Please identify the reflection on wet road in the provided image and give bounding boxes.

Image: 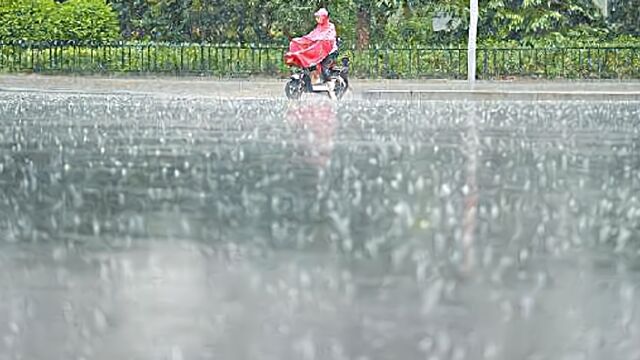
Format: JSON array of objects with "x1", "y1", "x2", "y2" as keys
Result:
[{"x1": 1, "y1": 93, "x2": 640, "y2": 359}]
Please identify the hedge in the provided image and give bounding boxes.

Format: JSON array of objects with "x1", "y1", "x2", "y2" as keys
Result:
[{"x1": 0, "y1": 0, "x2": 119, "y2": 42}]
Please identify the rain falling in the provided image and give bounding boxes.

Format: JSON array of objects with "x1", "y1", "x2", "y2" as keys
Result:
[{"x1": 1, "y1": 91, "x2": 640, "y2": 360}]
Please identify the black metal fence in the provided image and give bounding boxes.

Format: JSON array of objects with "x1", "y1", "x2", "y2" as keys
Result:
[{"x1": 1, "y1": 42, "x2": 639, "y2": 79}]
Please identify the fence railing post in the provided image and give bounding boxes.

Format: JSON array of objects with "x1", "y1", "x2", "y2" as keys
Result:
[
  {"x1": 180, "y1": 44, "x2": 184, "y2": 74},
  {"x1": 482, "y1": 49, "x2": 488, "y2": 79},
  {"x1": 457, "y1": 47, "x2": 462, "y2": 79}
]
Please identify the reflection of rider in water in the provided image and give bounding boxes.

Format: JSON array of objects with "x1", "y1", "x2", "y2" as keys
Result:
[{"x1": 285, "y1": 100, "x2": 337, "y2": 168}]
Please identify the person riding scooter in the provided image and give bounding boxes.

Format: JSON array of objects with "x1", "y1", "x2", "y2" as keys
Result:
[{"x1": 285, "y1": 8, "x2": 338, "y2": 84}]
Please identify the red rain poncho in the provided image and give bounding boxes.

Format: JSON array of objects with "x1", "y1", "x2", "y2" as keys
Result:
[{"x1": 284, "y1": 9, "x2": 338, "y2": 68}]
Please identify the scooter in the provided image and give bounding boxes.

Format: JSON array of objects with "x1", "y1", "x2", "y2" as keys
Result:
[{"x1": 285, "y1": 55, "x2": 350, "y2": 100}]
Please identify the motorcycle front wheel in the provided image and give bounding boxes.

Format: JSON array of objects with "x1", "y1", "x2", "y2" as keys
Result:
[
  {"x1": 333, "y1": 76, "x2": 348, "y2": 100},
  {"x1": 285, "y1": 79, "x2": 304, "y2": 100}
]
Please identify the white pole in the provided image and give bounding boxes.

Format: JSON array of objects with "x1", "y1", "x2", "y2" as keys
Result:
[{"x1": 468, "y1": 0, "x2": 478, "y2": 85}]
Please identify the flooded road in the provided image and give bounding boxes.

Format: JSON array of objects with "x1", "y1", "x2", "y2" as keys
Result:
[{"x1": 1, "y1": 92, "x2": 640, "y2": 359}]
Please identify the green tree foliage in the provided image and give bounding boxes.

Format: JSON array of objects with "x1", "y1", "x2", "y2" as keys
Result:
[
  {"x1": 106, "y1": 0, "x2": 417, "y2": 45},
  {"x1": 0, "y1": 0, "x2": 119, "y2": 42},
  {"x1": 385, "y1": 0, "x2": 608, "y2": 46},
  {"x1": 105, "y1": 0, "x2": 615, "y2": 46},
  {"x1": 609, "y1": 0, "x2": 640, "y2": 35},
  {"x1": 383, "y1": 0, "x2": 470, "y2": 46},
  {"x1": 482, "y1": 0, "x2": 607, "y2": 44},
  {"x1": 2, "y1": 0, "x2": 635, "y2": 45},
  {"x1": 107, "y1": 0, "x2": 151, "y2": 38},
  {"x1": 146, "y1": 0, "x2": 193, "y2": 41}
]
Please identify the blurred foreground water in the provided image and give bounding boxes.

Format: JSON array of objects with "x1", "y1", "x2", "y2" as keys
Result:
[{"x1": 1, "y1": 92, "x2": 640, "y2": 360}]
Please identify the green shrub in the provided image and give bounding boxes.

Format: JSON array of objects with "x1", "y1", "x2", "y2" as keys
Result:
[
  {"x1": 0, "y1": 0, "x2": 56, "y2": 41},
  {"x1": 57, "y1": 0, "x2": 120, "y2": 42},
  {"x1": 0, "y1": 0, "x2": 119, "y2": 42}
]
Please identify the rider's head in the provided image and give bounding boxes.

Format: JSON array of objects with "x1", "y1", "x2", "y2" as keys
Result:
[{"x1": 314, "y1": 8, "x2": 329, "y2": 25}]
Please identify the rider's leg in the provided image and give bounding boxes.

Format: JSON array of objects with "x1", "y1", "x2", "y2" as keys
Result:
[{"x1": 320, "y1": 56, "x2": 332, "y2": 81}]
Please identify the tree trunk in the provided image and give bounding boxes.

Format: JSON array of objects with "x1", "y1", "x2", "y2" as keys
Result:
[{"x1": 356, "y1": 6, "x2": 370, "y2": 49}]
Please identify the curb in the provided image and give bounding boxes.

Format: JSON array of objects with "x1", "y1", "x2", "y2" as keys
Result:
[{"x1": 361, "y1": 90, "x2": 640, "y2": 101}]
